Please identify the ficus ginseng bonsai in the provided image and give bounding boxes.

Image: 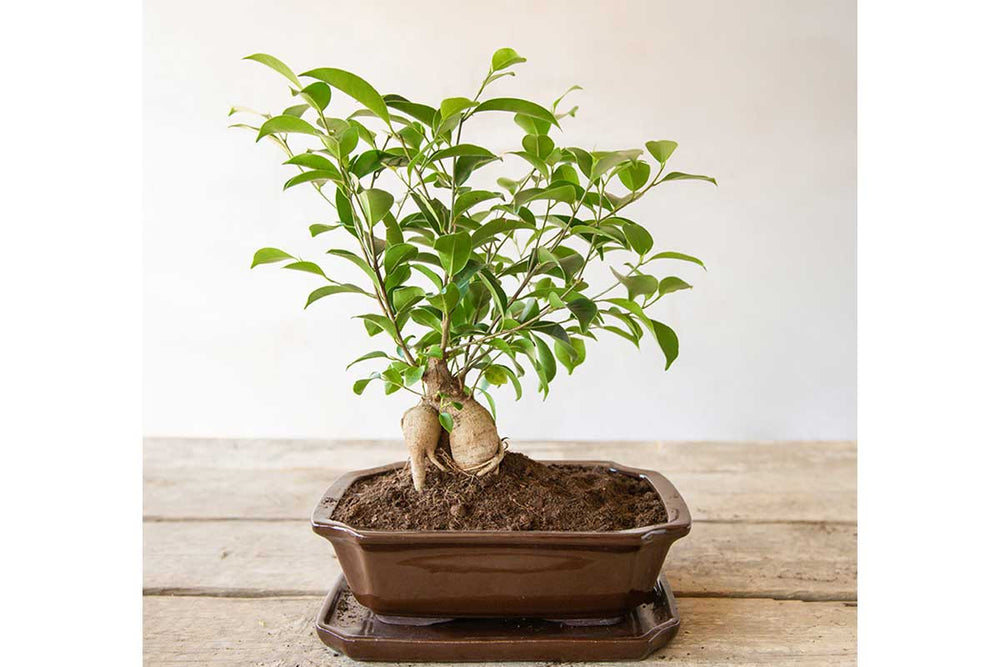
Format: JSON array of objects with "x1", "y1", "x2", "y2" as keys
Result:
[{"x1": 233, "y1": 48, "x2": 714, "y2": 491}]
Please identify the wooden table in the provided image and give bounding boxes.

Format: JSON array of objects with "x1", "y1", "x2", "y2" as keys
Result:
[{"x1": 143, "y1": 439, "x2": 857, "y2": 665}]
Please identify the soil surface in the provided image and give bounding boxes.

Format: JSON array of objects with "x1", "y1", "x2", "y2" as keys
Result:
[{"x1": 330, "y1": 452, "x2": 668, "y2": 531}]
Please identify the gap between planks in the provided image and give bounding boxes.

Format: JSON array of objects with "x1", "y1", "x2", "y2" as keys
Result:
[
  {"x1": 143, "y1": 519, "x2": 856, "y2": 602},
  {"x1": 143, "y1": 595, "x2": 857, "y2": 666},
  {"x1": 141, "y1": 587, "x2": 857, "y2": 602},
  {"x1": 144, "y1": 439, "x2": 857, "y2": 523},
  {"x1": 142, "y1": 515, "x2": 858, "y2": 525}
]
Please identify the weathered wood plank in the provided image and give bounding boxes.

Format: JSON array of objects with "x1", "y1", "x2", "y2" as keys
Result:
[
  {"x1": 142, "y1": 595, "x2": 856, "y2": 666},
  {"x1": 144, "y1": 439, "x2": 857, "y2": 522},
  {"x1": 143, "y1": 520, "x2": 856, "y2": 601}
]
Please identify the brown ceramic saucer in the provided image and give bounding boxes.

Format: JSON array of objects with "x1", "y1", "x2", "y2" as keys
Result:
[{"x1": 315, "y1": 574, "x2": 680, "y2": 662}]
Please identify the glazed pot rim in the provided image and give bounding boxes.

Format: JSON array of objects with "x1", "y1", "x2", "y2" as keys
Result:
[{"x1": 312, "y1": 459, "x2": 692, "y2": 544}]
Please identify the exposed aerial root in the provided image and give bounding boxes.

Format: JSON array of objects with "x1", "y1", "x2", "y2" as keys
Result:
[
  {"x1": 401, "y1": 401, "x2": 441, "y2": 492},
  {"x1": 440, "y1": 397, "x2": 503, "y2": 472},
  {"x1": 400, "y1": 358, "x2": 507, "y2": 490},
  {"x1": 472, "y1": 440, "x2": 507, "y2": 477},
  {"x1": 436, "y1": 439, "x2": 507, "y2": 478}
]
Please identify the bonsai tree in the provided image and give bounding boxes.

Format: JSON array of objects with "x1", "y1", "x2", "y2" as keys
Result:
[{"x1": 232, "y1": 48, "x2": 714, "y2": 490}]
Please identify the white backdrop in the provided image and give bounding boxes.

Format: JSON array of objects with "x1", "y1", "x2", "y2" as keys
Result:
[{"x1": 143, "y1": 0, "x2": 856, "y2": 441}]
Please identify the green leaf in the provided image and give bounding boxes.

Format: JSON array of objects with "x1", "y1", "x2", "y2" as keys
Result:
[
  {"x1": 403, "y1": 364, "x2": 424, "y2": 386},
  {"x1": 532, "y1": 321, "x2": 572, "y2": 346},
  {"x1": 498, "y1": 365, "x2": 523, "y2": 400},
  {"x1": 471, "y1": 98, "x2": 559, "y2": 126},
  {"x1": 510, "y1": 151, "x2": 549, "y2": 174},
  {"x1": 384, "y1": 265, "x2": 411, "y2": 293},
  {"x1": 298, "y1": 81, "x2": 332, "y2": 111},
  {"x1": 384, "y1": 212, "x2": 403, "y2": 245},
  {"x1": 591, "y1": 149, "x2": 643, "y2": 180},
  {"x1": 409, "y1": 307, "x2": 443, "y2": 332},
  {"x1": 433, "y1": 231, "x2": 473, "y2": 276},
  {"x1": 243, "y1": 53, "x2": 300, "y2": 87},
  {"x1": 651, "y1": 320, "x2": 679, "y2": 370},
  {"x1": 470, "y1": 219, "x2": 534, "y2": 247},
  {"x1": 391, "y1": 285, "x2": 425, "y2": 312},
  {"x1": 552, "y1": 164, "x2": 580, "y2": 186},
  {"x1": 384, "y1": 96, "x2": 436, "y2": 126},
  {"x1": 553, "y1": 85, "x2": 583, "y2": 111},
  {"x1": 427, "y1": 143, "x2": 497, "y2": 163},
  {"x1": 283, "y1": 170, "x2": 342, "y2": 190},
  {"x1": 533, "y1": 334, "x2": 557, "y2": 383},
  {"x1": 484, "y1": 365, "x2": 508, "y2": 386},
  {"x1": 658, "y1": 171, "x2": 717, "y2": 186},
  {"x1": 256, "y1": 115, "x2": 316, "y2": 142},
  {"x1": 477, "y1": 270, "x2": 508, "y2": 316},
  {"x1": 411, "y1": 264, "x2": 444, "y2": 290},
  {"x1": 600, "y1": 324, "x2": 640, "y2": 348},
  {"x1": 618, "y1": 160, "x2": 651, "y2": 191},
  {"x1": 606, "y1": 297, "x2": 654, "y2": 332},
  {"x1": 282, "y1": 104, "x2": 309, "y2": 118},
  {"x1": 455, "y1": 155, "x2": 498, "y2": 186},
  {"x1": 612, "y1": 267, "x2": 658, "y2": 301},
  {"x1": 535, "y1": 248, "x2": 561, "y2": 275},
  {"x1": 284, "y1": 153, "x2": 338, "y2": 171},
  {"x1": 440, "y1": 97, "x2": 477, "y2": 120},
  {"x1": 566, "y1": 296, "x2": 598, "y2": 332},
  {"x1": 455, "y1": 190, "x2": 502, "y2": 217},
  {"x1": 514, "y1": 184, "x2": 577, "y2": 208},
  {"x1": 283, "y1": 261, "x2": 328, "y2": 278},
  {"x1": 335, "y1": 189, "x2": 355, "y2": 226},
  {"x1": 345, "y1": 351, "x2": 388, "y2": 370},
  {"x1": 438, "y1": 412, "x2": 454, "y2": 432},
  {"x1": 491, "y1": 47, "x2": 526, "y2": 71},
  {"x1": 326, "y1": 248, "x2": 377, "y2": 283},
  {"x1": 305, "y1": 284, "x2": 371, "y2": 308},
  {"x1": 566, "y1": 147, "x2": 593, "y2": 178},
  {"x1": 521, "y1": 134, "x2": 555, "y2": 159},
  {"x1": 309, "y1": 223, "x2": 341, "y2": 237},
  {"x1": 658, "y1": 276, "x2": 693, "y2": 295},
  {"x1": 622, "y1": 222, "x2": 654, "y2": 255},
  {"x1": 353, "y1": 377, "x2": 375, "y2": 395},
  {"x1": 384, "y1": 243, "x2": 418, "y2": 274},
  {"x1": 554, "y1": 338, "x2": 587, "y2": 374},
  {"x1": 251, "y1": 247, "x2": 294, "y2": 268},
  {"x1": 301, "y1": 68, "x2": 391, "y2": 125},
  {"x1": 514, "y1": 113, "x2": 551, "y2": 136},
  {"x1": 381, "y1": 367, "x2": 404, "y2": 395},
  {"x1": 476, "y1": 385, "x2": 497, "y2": 420},
  {"x1": 358, "y1": 189, "x2": 394, "y2": 224},
  {"x1": 356, "y1": 313, "x2": 395, "y2": 337},
  {"x1": 647, "y1": 251, "x2": 706, "y2": 270},
  {"x1": 427, "y1": 283, "x2": 460, "y2": 313},
  {"x1": 645, "y1": 140, "x2": 678, "y2": 164}
]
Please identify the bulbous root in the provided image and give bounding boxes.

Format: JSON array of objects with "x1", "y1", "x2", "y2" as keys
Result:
[
  {"x1": 400, "y1": 358, "x2": 506, "y2": 491},
  {"x1": 440, "y1": 397, "x2": 506, "y2": 477},
  {"x1": 401, "y1": 401, "x2": 445, "y2": 491}
]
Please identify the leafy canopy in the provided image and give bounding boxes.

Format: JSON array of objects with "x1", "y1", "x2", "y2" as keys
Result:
[{"x1": 233, "y1": 48, "x2": 714, "y2": 416}]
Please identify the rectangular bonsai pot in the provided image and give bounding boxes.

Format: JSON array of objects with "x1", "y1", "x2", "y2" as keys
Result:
[{"x1": 311, "y1": 460, "x2": 691, "y2": 620}]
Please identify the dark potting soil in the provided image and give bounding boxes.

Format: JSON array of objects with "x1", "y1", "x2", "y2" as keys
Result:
[{"x1": 330, "y1": 452, "x2": 669, "y2": 531}]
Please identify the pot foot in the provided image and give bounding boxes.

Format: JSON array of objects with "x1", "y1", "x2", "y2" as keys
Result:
[
  {"x1": 546, "y1": 615, "x2": 625, "y2": 627},
  {"x1": 374, "y1": 613, "x2": 456, "y2": 626}
]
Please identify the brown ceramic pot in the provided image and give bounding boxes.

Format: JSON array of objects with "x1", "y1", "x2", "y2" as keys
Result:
[{"x1": 311, "y1": 460, "x2": 691, "y2": 621}]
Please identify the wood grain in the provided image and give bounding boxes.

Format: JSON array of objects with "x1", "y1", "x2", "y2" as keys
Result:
[
  {"x1": 144, "y1": 439, "x2": 857, "y2": 522},
  {"x1": 143, "y1": 519, "x2": 856, "y2": 600},
  {"x1": 143, "y1": 595, "x2": 857, "y2": 666},
  {"x1": 142, "y1": 439, "x2": 858, "y2": 664}
]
